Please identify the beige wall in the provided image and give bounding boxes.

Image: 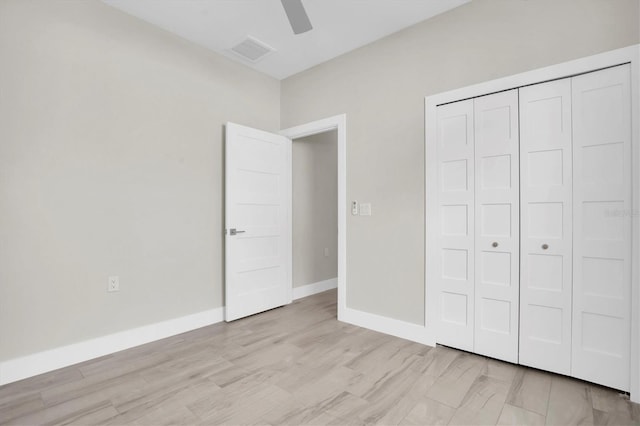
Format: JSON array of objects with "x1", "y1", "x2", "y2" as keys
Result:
[
  {"x1": 293, "y1": 131, "x2": 338, "y2": 288},
  {"x1": 281, "y1": 0, "x2": 640, "y2": 324},
  {"x1": 0, "y1": 0, "x2": 280, "y2": 360},
  {"x1": 1, "y1": 0, "x2": 638, "y2": 362}
]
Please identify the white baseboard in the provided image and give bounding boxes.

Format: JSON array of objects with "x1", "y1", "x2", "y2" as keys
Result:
[
  {"x1": 293, "y1": 278, "x2": 338, "y2": 300},
  {"x1": 0, "y1": 307, "x2": 224, "y2": 386},
  {"x1": 340, "y1": 306, "x2": 436, "y2": 347},
  {"x1": 0, "y1": 285, "x2": 427, "y2": 386},
  {"x1": 293, "y1": 279, "x2": 435, "y2": 348}
]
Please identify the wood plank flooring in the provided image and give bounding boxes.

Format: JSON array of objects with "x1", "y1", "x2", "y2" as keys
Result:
[{"x1": 1, "y1": 289, "x2": 638, "y2": 425}]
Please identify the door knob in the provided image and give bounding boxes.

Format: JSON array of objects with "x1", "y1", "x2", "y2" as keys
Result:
[
  {"x1": 492, "y1": 242, "x2": 499, "y2": 248},
  {"x1": 542, "y1": 243, "x2": 549, "y2": 250},
  {"x1": 229, "y1": 228, "x2": 246, "y2": 236}
]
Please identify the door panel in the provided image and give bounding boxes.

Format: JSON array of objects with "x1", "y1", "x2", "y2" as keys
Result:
[
  {"x1": 519, "y1": 79, "x2": 573, "y2": 375},
  {"x1": 225, "y1": 122, "x2": 292, "y2": 322},
  {"x1": 473, "y1": 90, "x2": 520, "y2": 362},
  {"x1": 571, "y1": 65, "x2": 631, "y2": 391},
  {"x1": 435, "y1": 100, "x2": 475, "y2": 351}
]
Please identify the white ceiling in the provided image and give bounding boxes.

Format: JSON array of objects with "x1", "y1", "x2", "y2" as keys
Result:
[{"x1": 102, "y1": 0, "x2": 470, "y2": 80}]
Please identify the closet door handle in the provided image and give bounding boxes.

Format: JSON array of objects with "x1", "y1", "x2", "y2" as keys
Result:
[
  {"x1": 542, "y1": 243, "x2": 549, "y2": 250},
  {"x1": 492, "y1": 242, "x2": 499, "y2": 248}
]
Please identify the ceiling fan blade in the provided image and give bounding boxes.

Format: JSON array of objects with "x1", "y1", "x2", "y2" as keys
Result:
[{"x1": 281, "y1": 0, "x2": 313, "y2": 35}]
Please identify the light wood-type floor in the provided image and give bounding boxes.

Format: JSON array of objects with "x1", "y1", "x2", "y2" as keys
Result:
[{"x1": 1, "y1": 289, "x2": 638, "y2": 425}]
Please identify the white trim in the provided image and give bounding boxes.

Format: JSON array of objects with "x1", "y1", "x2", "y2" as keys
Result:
[
  {"x1": 630, "y1": 45, "x2": 640, "y2": 403},
  {"x1": 425, "y1": 44, "x2": 640, "y2": 402},
  {"x1": 426, "y1": 46, "x2": 639, "y2": 107},
  {"x1": 341, "y1": 307, "x2": 435, "y2": 346},
  {"x1": 0, "y1": 307, "x2": 224, "y2": 386},
  {"x1": 286, "y1": 136, "x2": 293, "y2": 307},
  {"x1": 425, "y1": 98, "x2": 438, "y2": 354},
  {"x1": 292, "y1": 278, "x2": 338, "y2": 300},
  {"x1": 280, "y1": 114, "x2": 347, "y2": 322}
]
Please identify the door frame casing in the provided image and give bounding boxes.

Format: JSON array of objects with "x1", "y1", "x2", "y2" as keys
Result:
[
  {"x1": 425, "y1": 44, "x2": 640, "y2": 401},
  {"x1": 280, "y1": 114, "x2": 347, "y2": 320}
]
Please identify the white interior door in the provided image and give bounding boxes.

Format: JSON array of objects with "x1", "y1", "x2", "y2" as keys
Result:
[
  {"x1": 473, "y1": 89, "x2": 520, "y2": 363},
  {"x1": 571, "y1": 65, "x2": 632, "y2": 391},
  {"x1": 435, "y1": 99, "x2": 475, "y2": 351},
  {"x1": 519, "y1": 78, "x2": 573, "y2": 375},
  {"x1": 225, "y1": 122, "x2": 292, "y2": 322}
]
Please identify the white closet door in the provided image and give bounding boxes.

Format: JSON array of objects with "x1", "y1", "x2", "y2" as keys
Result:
[
  {"x1": 435, "y1": 99, "x2": 475, "y2": 351},
  {"x1": 519, "y1": 79, "x2": 573, "y2": 375},
  {"x1": 473, "y1": 90, "x2": 520, "y2": 363},
  {"x1": 571, "y1": 65, "x2": 632, "y2": 391}
]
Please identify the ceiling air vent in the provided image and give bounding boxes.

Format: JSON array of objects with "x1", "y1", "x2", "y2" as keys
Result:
[{"x1": 230, "y1": 36, "x2": 275, "y2": 63}]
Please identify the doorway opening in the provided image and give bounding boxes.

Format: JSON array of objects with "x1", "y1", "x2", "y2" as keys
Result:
[
  {"x1": 291, "y1": 130, "x2": 338, "y2": 310},
  {"x1": 281, "y1": 115, "x2": 347, "y2": 321}
]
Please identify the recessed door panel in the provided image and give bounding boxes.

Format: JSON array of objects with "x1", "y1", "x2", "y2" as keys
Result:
[
  {"x1": 528, "y1": 305, "x2": 563, "y2": 344},
  {"x1": 441, "y1": 205, "x2": 468, "y2": 236},
  {"x1": 481, "y1": 298, "x2": 511, "y2": 334},
  {"x1": 473, "y1": 90, "x2": 519, "y2": 363},
  {"x1": 481, "y1": 251, "x2": 511, "y2": 287},
  {"x1": 527, "y1": 202, "x2": 564, "y2": 239},
  {"x1": 481, "y1": 204, "x2": 512, "y2": 237},
  {"x1": 582, "y1": 201, "x2": 625, "y2": 241},
  {"x1": 435, "y1": 100, "x2": 475, "y2": 351},
  {"x1": 480, "y1": 154, "x2": 511, "y2": 189},
  {"x1": 441, "y1": 292, "x2": 469, "y2": 325},
  {"x1": 571, "y1": 65, "x2": 631, "y2": 392},
  {"x1": 582, "y1": 142, "x2": 624, "y2": 186},
  {"x1": 442, "y1": 159, "x2": 468, "y2": 191},
  {"x1": 440, "y1": 114, "x2": 471, "y2": 149},
  {"x1": 519, "y1": 78, "x2": 573, "y2": 375},
  {"x1": 442, "y1": 248, "x2": 468, "y2": 280},
  {"x1": 582, "y1": 257, "x2": 624, "y2": 299},
  {"x1": 528, "y1": 149, "x2": 564, "y2": 187},
  {"x1": 528, "y1": 254, "x2": 563, "y2": 292}
]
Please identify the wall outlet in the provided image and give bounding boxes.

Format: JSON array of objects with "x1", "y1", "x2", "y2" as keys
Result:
[
  {"x1": 108, "y1": 276, "x2": 120, "y2": 292},
  {"x1": 324, "y1": 247, "x2": 329, "y2": 257}
]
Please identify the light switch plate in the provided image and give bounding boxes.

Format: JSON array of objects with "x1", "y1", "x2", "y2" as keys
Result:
[
  {"x1": 359, "y1": 203, "x2": 372, "y2": 216},
  {"x1": 108, "y1": 276, "x2": 120, "y2": 292}
]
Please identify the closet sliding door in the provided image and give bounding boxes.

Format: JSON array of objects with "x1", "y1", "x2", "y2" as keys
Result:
[
  {"x1": 435, "y1": 100, "x2": 475, "y2": 352},
  {"x1": 430, "y1": 57, "x2": 635, "y2": 394},
  {"x1": 519, "y1": 79, "x2": 573, "y2": 375},
  {"x1": 473, "y1": 90, "x2": 520, "y2": 363},
  {"x1": 571, "y1": 64, "x2": 632, "y2": 391},
  {"x1": 434, "y1": 91, "x2": 520, "y2": 362}
]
